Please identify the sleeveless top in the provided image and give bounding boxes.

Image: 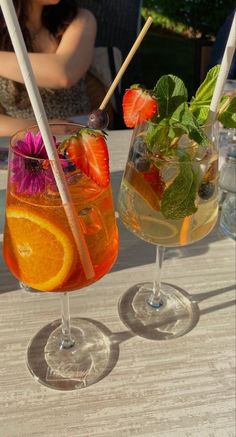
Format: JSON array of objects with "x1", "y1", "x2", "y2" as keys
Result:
[{"x1": 0, "y1": 76, "x2": 91, "y2": 119}]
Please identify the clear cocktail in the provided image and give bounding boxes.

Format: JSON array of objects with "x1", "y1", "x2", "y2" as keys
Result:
[
  {"x1": 117, "y1": 68, "x2": 226, "y2": 340},
  {"x1": 119, "y1": 124, "x2": 218, "y2": 247}
]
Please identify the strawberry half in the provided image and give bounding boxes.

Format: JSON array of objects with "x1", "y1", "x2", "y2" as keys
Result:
[
  {"x1": 122, "y1": 87, "x2": 158, "y2": 128},
  {"x1": 65, "y1": 129, "x2": 110, "y2": 187}
]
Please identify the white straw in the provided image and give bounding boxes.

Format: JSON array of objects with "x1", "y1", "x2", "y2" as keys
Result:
[
  {"x1": 0, "y1": 0, "x2": 94, "y2": 279},
  {"x1": 207, "y1": 11, "x2": 236, "y2": 124}
]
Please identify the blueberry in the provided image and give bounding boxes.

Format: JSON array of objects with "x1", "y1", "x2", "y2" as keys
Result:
[
  {"x1": 134, "y1": 157, "x2": 150, "y2": 172},
  {"x1": 128, "y1": 136, "x2": 147, "y2": 162},
  {"x1": 128, "y1": 136, "x2": 150, "y2": 171},
  {"x1": 87, "y1": 109, "x2": 109, "y2": 130},
  {"x1": 198, "y1": 182, "x2": 215, "y2": 200},
  {"x1": 133, "y1": 136, "x2": 146, "y2": 155}
]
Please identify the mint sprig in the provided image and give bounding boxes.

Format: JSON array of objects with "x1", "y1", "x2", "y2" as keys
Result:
[
  {"x1": 146, "y1": 74, "x2": 210, "y2": 157},
  {"x1": 141, "y1": 67, "x2": 234, "y2": 219}
]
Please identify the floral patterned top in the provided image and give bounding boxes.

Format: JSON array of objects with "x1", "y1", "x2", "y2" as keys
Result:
[{"x1": 0, "y1": 76, "x2": 90, "y2": 119}]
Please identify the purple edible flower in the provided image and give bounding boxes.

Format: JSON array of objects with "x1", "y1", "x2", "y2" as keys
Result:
[{"x1": 10, "y1": 131, "x2": 67, "y2": 195}]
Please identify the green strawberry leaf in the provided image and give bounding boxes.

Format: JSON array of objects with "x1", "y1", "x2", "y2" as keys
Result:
[
  {"x1": 153, "y1": 74, "x2": 188, "y2": 120},
  {"x1": 160, "y1": 157, "x2": 198, "y2": 219}
]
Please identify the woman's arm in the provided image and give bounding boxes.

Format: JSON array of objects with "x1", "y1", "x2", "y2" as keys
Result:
[
  {"x1": 0, "y1": 114, "x2": 70, "y2": 137},
  {"x1": 0, "y1": 9, "x2": 97, "y2": 89},
  {"x1": 0, "y1": 114, "x2": 36, "y2": 136}
]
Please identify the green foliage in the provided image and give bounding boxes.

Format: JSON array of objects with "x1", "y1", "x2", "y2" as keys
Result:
[{"x1": 142, "y1": 0, "x2": 235, "y2": 38}]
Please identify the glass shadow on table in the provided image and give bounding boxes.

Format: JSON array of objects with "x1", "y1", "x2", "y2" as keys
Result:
[
  {"x1": 27, "y1": 317, "x2": 120, "y2": 391},
  {"x1": 118, "y1": 280, "x2": 236, "y2": 341}
]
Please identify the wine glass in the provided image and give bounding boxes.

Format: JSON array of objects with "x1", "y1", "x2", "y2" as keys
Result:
[
  {"x1": 3, "y1": 123, "x2": 118, "y2": 390},
  {"x1": 118, "y1": 122, "x2": 218, "y2": 340}
]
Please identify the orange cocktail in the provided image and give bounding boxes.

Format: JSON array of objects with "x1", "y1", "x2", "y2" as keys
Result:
[{"x1": 3, "y1": 124, "x2": 118, "y2": 292}]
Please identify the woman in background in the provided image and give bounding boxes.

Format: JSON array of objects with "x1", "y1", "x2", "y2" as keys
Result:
[{"x1": 0, "y1": 0, "x2": 97, "y2": 136}]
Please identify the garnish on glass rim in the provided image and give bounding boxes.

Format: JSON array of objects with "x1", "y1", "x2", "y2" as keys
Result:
[
  {"x1": 11, "y1": 131, "x2": 68, "y2": 195},
  {"x1": 122, "y1": 85, "x2": 158, "y2": 128},
  {"x1": 61, "y1": 128, "x2": 110, "y2": 188}
]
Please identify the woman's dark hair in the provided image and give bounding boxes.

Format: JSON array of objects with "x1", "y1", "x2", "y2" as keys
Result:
[{"x1": 0, "y1": 0, "x2": 78, "y2": 50}]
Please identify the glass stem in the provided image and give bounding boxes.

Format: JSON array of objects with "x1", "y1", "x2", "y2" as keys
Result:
[
  {"x1": 60, "y1": 292, "x2": 75, "y2": 349},
  {"x1": 147, "y1": 245, "x2": 165, "y2": 308}
]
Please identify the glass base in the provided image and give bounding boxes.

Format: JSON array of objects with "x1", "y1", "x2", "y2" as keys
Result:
[
  {"x1": 118, "y1": 282, "x2": 200, "y2": 340},
  {"x1": 27, "y1": 318, "x2": 118, "y2": 390}
]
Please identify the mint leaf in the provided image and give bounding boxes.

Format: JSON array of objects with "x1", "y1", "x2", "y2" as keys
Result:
[
  {"x1": 161, "y1": 158, "x2": 198, "y2": 219},
  {"x1": 189, "y1": 65, "x2": 220, "y2": 123},
  {"x1": 190, "y1": 106, "x2": 209, "y2": 124},
  {"x1": 146, "y1": 120, "x2": 171, "y2": 153},
  {"x1": 153, "y1": 75, "x2": 188, "y2": 120},
  {"x1": 170, "y1": 102, "x2": 209, "y2": 145},
  {"x1": 190, "y1": 65, "x2": 220, "y2": 106},
  {"x1": 218, "y1": 97, "x2": 236, "y2": 128},
  {"x1": 146, "y1": 119, "x2": 186, "y2": 156}
]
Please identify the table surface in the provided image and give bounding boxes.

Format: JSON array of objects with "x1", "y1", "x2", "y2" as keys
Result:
[{"x1": 0, "y1": 130, "x2": 235, "y2": 437}]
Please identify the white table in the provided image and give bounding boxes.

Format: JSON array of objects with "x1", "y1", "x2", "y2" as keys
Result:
[{"x1": 0, "y1": 130, "x2": 235, "y2": 437}]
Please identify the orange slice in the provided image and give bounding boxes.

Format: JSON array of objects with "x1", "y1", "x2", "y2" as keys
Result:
[
  {"x1": 4, "y1": 206, "x2": 74, "y2": 291},
  {"x1": 179, "y1": 215, "x2": 192, "y2": 245},
  {"x1": 124, "y1": 162, "x2": 161, "y2": 211}
]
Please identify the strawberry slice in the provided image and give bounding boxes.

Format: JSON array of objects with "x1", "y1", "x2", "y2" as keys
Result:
[
  {"x1": 143, "y1": 165, "x2": 165, "y2": 198},
  {"x1": 122, "y1": 87, "x2": 158, "y2": 128},
  {"x1": 65, "y1": 129, "x2": 110, "y2": 187}
]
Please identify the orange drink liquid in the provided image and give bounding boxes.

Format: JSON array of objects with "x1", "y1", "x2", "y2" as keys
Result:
[{"x1": 3, "y1": 126, "x2": 118, "y2": 292}]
